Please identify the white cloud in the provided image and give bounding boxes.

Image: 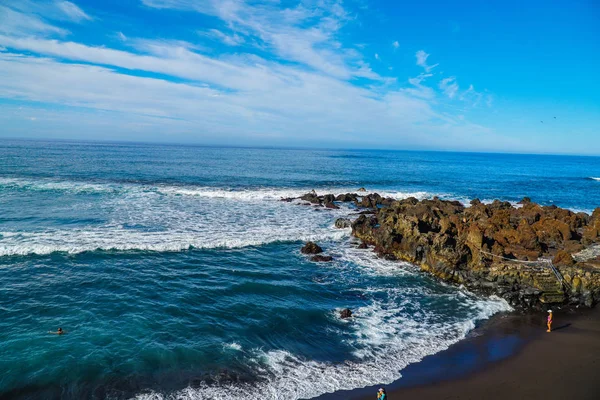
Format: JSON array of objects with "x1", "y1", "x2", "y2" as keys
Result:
[
  {"x1": 55, "y1": 1, "x2": 92, "y2": 22},
  {"x1": 392, "y1": 40, "x2": 399, "y2": 49},
  {"x1": 0, "y1": 50, "x2": 493, "y2": 149},
  {"x1": 457, "y1": 84, "x2": 486, "y2": 108},
  {"x1": 0, "y1": 0, "x2": 501, "y2": 150},
  {"x1": 0, "y1": 5, "x2": 68, "y2": 36},
  {"x1": 439, "y1": 76, "x2": 459, "y2": 99},
  {"x1": 416, "y1": 50, "x2": 439, "y2": 73},
  {"x1": 201, "y1": 29, "x2": 245, "y2": 46},
  {"x1": 142, "y1": 0, "x2": 378, "y2": 80}
]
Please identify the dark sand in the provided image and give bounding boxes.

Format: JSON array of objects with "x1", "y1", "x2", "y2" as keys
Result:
[{"x1": 318, "y1": 307, "x2": 600, "y2": 400}]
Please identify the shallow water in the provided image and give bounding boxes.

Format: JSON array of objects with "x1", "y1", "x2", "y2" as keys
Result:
[{"x1": 0, "y1": 140, "x2": 598, "y2": 399}]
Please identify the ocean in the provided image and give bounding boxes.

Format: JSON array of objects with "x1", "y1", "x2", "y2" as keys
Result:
[{"x1": 1, "y1": 139, "x2": 599, "y2": 400}]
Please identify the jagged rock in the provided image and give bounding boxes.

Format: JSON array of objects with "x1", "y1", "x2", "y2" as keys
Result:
[
  {"x1": 553, "y1": 250, "x2": 575, "y2": 266},
  {"x1": 340, "y1": 308, "x2": 353, "y2": 318},
  {"x1": 351, "y1": 197, "x2": 600, "y2": 309},
  {"x1": 280, "y1": 197, "x2": 295, "y2": 202},
  {"x1": 324, "y1": 202, "x2": 340, "y2": 209},
  {"x1": 357, "y1": 187, "x2": 367, "y2": 192},
  {"x1": 358, "y1": 242, "x2": 368, "y2": 249},
  {"x1": 300, "y1": 192, "x2": 322, "y2": 204},
  {"x1": 335, "y1": 218, "x2": 352, "y2": 229},
  {"x1": 311, "y1": 255, "x2": 333, "y2": 262},
  {"x1": 336, "y1": 193, "x2": 358, "y2": 202},
  {"x1": 301, "y1": 242, "x2": 323, "y2": 254}
]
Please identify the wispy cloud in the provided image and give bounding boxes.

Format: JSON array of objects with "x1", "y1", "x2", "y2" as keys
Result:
[
  {"x1": 439, "y1": 76, "x2": 459, "y2": 99},
  {"x1": 0, "y1": 0, "x2": 500, "y2": 150},
  {"x1": 0, "y1": 5, "x2": 68, "y2": 36},
  {"x1": 416, "y1": 50, "x2": 438, "y2": 72},
  {"x1": 143, "y1": 0, "x2": 376, "y2": 80},
  {"x1": 392, "y1": 40, "x2": 399, "y2": 49},
  {"x1": 55, "y1": 1, "x2": 92, "y2": 22},
  {"x1": 201, "y1": 29, "x2": 245, "y2": 46}
]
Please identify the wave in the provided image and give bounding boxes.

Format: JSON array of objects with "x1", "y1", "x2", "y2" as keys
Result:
[
  {"x1": 0, "y1": 228, "x2": 350, "y2": 256},
  {"x1": 0, "y1": 176, "x2": 433, "y2": 202},
  {"x1": 132, "y1": 251, "x2": 511, "y2": 400},
  {"x1": 588, "y1": 177, "x2": 600, "y2": 181},
  {"x1": 0, "y1": 177, "x2": 119, "y2": 194}
]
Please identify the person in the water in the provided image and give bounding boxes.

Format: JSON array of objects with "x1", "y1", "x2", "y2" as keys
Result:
[
  {"x1": 377, "y1": 387, "x2": 387, "y2": 399},
  {"x1": 547, "y1": 310, "x2": 553, "y2": 332},
  {"x1": 49, "y1": 327, "x2": 64, "y2": 335}
]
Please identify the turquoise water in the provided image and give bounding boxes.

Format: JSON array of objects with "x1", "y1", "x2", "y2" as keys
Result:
[{"x1": 1, "y1": 140, "x2": 599, "y2": 399}]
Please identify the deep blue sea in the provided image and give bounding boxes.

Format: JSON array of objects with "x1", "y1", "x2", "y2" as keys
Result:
[{"x1": 1, "y1": 139, "x2": 599, "y2": 400}]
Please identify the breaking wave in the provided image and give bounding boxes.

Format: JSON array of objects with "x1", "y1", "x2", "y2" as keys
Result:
[{"x1": 132, "y1": 249, "x2": 511, "y2": 400}]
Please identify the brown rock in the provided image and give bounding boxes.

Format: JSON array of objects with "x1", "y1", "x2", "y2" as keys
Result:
[
  {"x1": 553, "y1": 250, "x2": 575, "y2": 266},
  {"x1": 340, "y1": 308, "x2": 353, "y2": 318},
  {"x1": 350, "y1": 196, "x2": 600, "y2": 309},
  {"x1": 311, "y1": 255, "x2": 333, "y2": 262},
  {"x1": 301, "y1": 242, "x2": 323, "y2": 254}
]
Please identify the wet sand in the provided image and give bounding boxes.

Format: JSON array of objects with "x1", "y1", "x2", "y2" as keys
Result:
[{"x1": 319, "y1": 307, "x2": 600, "y2": 400}]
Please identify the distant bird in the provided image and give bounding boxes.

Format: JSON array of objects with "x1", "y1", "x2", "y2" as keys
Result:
[
  {"x1": 554, "y1": 116, "x2": 556, "y2": 119},
  {"x1": 541, "y1": 121, "x2": 544, "y2": 123}
]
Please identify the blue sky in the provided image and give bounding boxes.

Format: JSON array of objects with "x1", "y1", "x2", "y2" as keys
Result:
[{"x1": 0, "y1": 0, "x2": 598, "y2": 154}]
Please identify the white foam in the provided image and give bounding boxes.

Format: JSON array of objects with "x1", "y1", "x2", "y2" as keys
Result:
[
  {"x1": 0, "y1": 176, "x2": 434, "y2": 202},
  {"x1": 590, "y1": 177, "x2": 600, "y2": 181},
  {"x1": 132, "y1": 289, "x2": 510, "y2": 400},
  {"x1": 0, "y1": 227, "x2": 350, "y2": 256},
  {"x1": 132, "y1": 245, "x2": 511, "y2": 400},
  {"x1": 0, "y1": 177, "x2": 118, "y2": 194},
  {"x1": 223, "y1": 342, "x2": 242, "y2": 351}
]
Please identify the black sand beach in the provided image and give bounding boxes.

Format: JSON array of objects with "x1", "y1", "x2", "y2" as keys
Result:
[{"x1": 320, "y1": 307, "x2": 600, "y2": 400}]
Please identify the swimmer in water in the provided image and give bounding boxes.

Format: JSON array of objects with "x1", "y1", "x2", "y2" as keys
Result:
[{"x1": 49, "y1": 327, "x2": 65, "y2": 335}]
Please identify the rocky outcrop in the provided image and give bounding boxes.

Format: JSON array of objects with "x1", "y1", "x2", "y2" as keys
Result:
[
  {"x1": 335, "y1": 218, "x2": 352, "y2": 229},
  {"x1": 340, "y1": 308, "x2": 353, "y2": 318},
  {"x1": 301, "y1": 242, "x2": 323, "y2": 254},
  {"x1": 351, "y1": 197, "x2": 600, "y2": 309}
]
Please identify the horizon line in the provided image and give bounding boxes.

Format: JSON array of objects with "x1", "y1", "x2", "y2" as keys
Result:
[{"x1": 1, "y1": 136, "x2": 599, "y2": 158}]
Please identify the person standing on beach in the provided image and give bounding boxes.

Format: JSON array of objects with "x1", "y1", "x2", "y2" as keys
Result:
[{"x1": 547, "y1": 310, "x2": 553, "y2": 332}]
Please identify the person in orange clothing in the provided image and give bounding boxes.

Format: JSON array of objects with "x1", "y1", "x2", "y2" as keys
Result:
[{"x1": 547, "y1": 310, "x2": 553, "y2": 332}]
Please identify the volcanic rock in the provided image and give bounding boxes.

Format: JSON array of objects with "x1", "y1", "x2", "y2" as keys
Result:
[
  {"x1": 301, "y1": 241, "x2": 323, "y2": 254},
  {"x1": 336, "y1": 193, "x2": 358, "y2": 202},
  {"x1": 335, "y1": 218, "x2": 352, "y2": 229},
  {"x1": 351, "y1": 197, "x2": 600, "y2": 309},
  {"x1": 311, "y1": 255, "x2": 333, "y2": 262},
  {"x1": 340, "y1": 308, "x2": 353, "y2": 318}
]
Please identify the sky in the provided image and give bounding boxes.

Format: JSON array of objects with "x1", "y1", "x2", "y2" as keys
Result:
[{"x1": 0, "y1": 0, "x2": 598, "y2": 154}]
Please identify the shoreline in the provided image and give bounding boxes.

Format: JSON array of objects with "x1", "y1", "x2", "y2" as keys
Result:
[{"x1": 317, "y1": 306, "x2": 600, "y2": 400}]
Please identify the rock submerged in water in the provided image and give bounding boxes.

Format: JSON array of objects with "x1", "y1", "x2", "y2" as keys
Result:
[
  {"x1": 301, "y1": 241, "x2": 323, "y2": 254},
  {"x1": 311, "y1": 255, "x2": 333, "y2": 262},
  {"x1": 325, "y1": 202, "x2": 340, "y2": 209},
  {"x1": 340, "y1": 308, "x2": 353, "y2": 319},
  {"x1": 351, "y1": 197, "x2": 600, "y2": 309}
]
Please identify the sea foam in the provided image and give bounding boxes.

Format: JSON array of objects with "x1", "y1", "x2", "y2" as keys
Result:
[{"x1": 132, "y1": 251, "x2": 511, "y2": 400}]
